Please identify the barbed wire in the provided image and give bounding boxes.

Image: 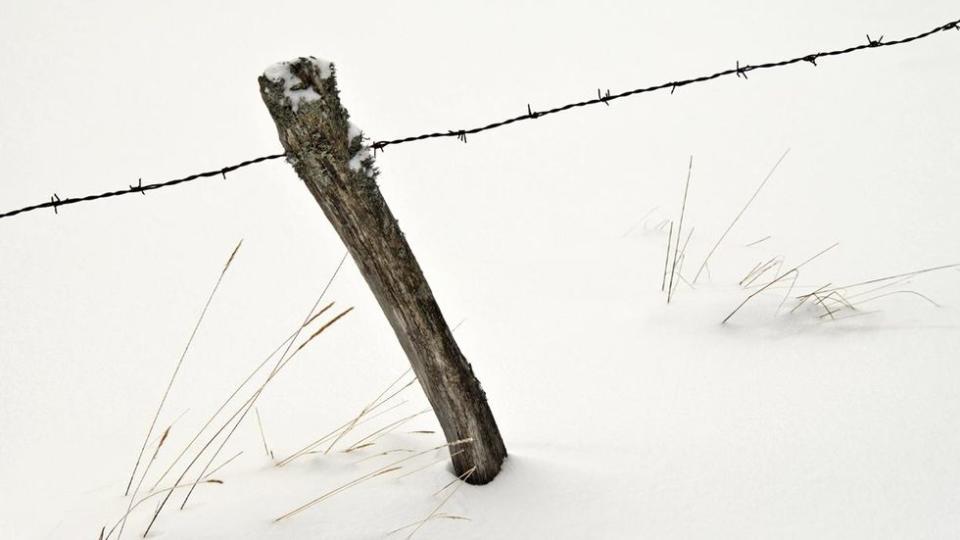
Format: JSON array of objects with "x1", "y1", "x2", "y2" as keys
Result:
[
  {"x1": 0, "y1": 153, "x2": 287, "y2": 220},
  {"x1": 370, "y1": 17, "x2": 960, "y2": 151},
  {"x1": 1, "y1": 17, "x2": 957, "y2": 222}
]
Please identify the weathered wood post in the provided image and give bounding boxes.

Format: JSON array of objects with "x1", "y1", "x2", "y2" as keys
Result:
[{"x1": 259, "y1": 57, "x2": 506, "y2": 484}]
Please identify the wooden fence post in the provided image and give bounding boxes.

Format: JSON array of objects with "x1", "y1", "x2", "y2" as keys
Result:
[{"x1": 258, "y1": 57, "x2": 506, "y2": 484}]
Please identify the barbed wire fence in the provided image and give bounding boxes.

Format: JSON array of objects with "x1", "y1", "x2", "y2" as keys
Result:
[{"x1": 1, "y1": 17, "x2": 957, "y2": 222}]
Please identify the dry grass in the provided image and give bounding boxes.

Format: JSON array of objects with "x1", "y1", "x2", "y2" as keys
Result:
[
  {"x1": 785, "y1": 263, "x2": 959, "y2": 321},
  {"x1": 722, "y1": 242, "x2": 838, "y2": 324},
  {"x1": 746, "y1": 235, "x2": 772, "y2": 247},
  {"x1": 660, "y1": 221, "x2": 674, "y2": 292},
  {"x1": 401, "y1": 466, "x2": 476, "y2": 539},
  {"x1": 343, "y1": 408, "x2": 432, "y2": 453},
  {"x1": 387, "y1": 513, "x2": 471, "y2": 536},
  {"x1": 274, "y1": 439, "x2": 473, "y2": 524},
  {"x1": 277, "y1": 399, "x2": 410, "y2": 467},
  {"x1": 125, "y1": 240, "x2": 242, "y2": 495},
  {"x1": 140, "y1": 253, "x2": 351, "y2": 537},
  {"x1": 273, "y1": 466, "x2": 403, "y2": 523},
  {"x1": 174, "y1": 306, "x2": 354, "y2": 512},
  {"x1": 693, "y1": 149, "x2": 790, "y2": 284},
  {"x1": 118, "y1": 240, "x2": 242, "y2": 539},
  {"x1": 255, "y1": 407, "x2": 274, "y2": 461},
  {"x1": 396, "y1": 449, "x2": 467, "y2": 480},
  {"x1": 104, "y1": 451, "x2": 241, "y2": 540},
  {"x1": 667, "y1": 157, "x2": 693, "y2": 303},
  {"x1": 147, "y1": 303, "x2": 332, "y2": 493},
  {"x1": 323, "y1": 369, "x2": 416, "y2": 455}
]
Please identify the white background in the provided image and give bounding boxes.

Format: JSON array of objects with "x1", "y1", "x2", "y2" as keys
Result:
[{"x1": 1, "y1": 1, "x2": 959, "y2": 538}]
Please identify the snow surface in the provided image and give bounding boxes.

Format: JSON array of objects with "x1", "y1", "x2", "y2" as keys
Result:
[
  {"x1": 263, "y1": 57, "x2": 332, "y2": 112},
  {"x1": 2, "y1": 2, "x2": 960, "y2": 540}
]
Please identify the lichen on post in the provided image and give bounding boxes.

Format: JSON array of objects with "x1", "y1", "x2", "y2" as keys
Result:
[{"x1": 258, "y1": 57, "x2": 507, "y2": 484}]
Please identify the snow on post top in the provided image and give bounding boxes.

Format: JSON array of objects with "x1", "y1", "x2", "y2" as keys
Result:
[{"x1": 262, "y1": 57, "x2": 333, "y2": 112}]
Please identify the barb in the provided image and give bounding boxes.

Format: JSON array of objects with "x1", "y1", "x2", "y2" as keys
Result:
[
  {"x1": 1, "y1": 17, "x2": 957, "y2": 222},
  {"x1": 370, "y1": 17, "x2": 960, "y2": 150}
]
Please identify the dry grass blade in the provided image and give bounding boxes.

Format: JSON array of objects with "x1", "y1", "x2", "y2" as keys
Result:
[
  {"x1": 774, "y1": 269, "x2": 801, "y2": 315},
  {"x1": 740, "y1": 261, "x2": 763, "y2": 286},
  {"x1": 670, "y1": 228, "x2": 695, "y2": 296},
  {"x1": 693, "y1": 149, "x2": 790, "y2": 284},
  {"x1": 344, "y1": 407, "x2": 433, "y2": 452},
  {"x1": 622, "y1": 206, "x2": 659, "y2": 238},
  {"x1": 323, "y1": 370, "x2": 414, "y2": 455},
  {"x1": 855, "y1": 290, "x2": 941, "y2": 308},
  {"x1": 660, "y1": 221, "x2": 674, "y2": 292},
  {"x1": 353, "y1": 448, "x2": 416, "y2": 465},
  {"x1": 205, "y1": 451, "x2": 243, "y2": 478},
  {"x1": 741, "y1": 257, "x2": 781, "y2": 287},
  {"x1": 388, "y1": 514, "x2": 471, "y2": 536},
  {"x1": 124, "y1": 239, "x2": 242, "y2": 498},
  {"x1": 406, "y1": 467, "x2": 476, "y2": 540},
  {"x1": 839, "y1": 277, "x2": 913, "y2": 301},
  {"x1": 818, "y1": 263, "x2": 960, "y2": 294},
  {"x1": 278, "y1": 439, "x2": 472, "y2": 523},
  {"x1": 722, "y1": 242, "x2": 838, "y2": 324},
  {"x1": 397, "y1": 449, "x2": 466, "y2": 480},
  {"x1": 276, "y1": 399, "x2": 409, "y2": 467},
  {"x1": 274, "y1": 467, "x2": 403, "y2": 523},
  {"x1": 344, "y1": 409, "x2": 432, "y2": 453},
  {"x1": 746, "y1": 235, "x2": 772, "y2": 247},
  {"x1": 814, "y1": 291, "x2": 856, "y2": 311},
  {"x1": 255, "y1": 407, "x2": 273, "y2": 460},
  {"x1": 105, "y1": 478, "x2": 226, "y2": 540},
  {"x1": 668, "y1": 157, "x2": 693, "y2": 303},
  {"x1": 293, "y1": 306, "x2": 355, "y2": 355},
  {"x1": 790, "y1": 283, "x2": 832, "y2": 314}
]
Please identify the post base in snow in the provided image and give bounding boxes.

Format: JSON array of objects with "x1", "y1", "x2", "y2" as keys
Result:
[{"x1": 258, "y1": 57, "x2": 506, "y2": 484}]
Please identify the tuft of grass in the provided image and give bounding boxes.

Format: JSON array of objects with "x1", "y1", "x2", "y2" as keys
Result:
[
  {"x1": 722, "y1": 242, "x2": 838, "y2": 324},
  {"x1": 104, "y1": 452, "x2": 240, "y2": 540},
  {"x1": 174, "y1": 305, "x2": 354, "y2": 513},
  {"x1": 119, "y1": 240, "x2": 242, "y2": 539},
  {"x1": 124, "y1": 240, "x2": 242, "y2": 496},
  {"x1": 787, "y1": 263, "x2": 958, "y2": 320},
  {"x1": 142, "y1": 253, "x2": 351, "y2": 537},
  {"x1": 148, "y1": 303, "x2": 333, "y2": 493}
]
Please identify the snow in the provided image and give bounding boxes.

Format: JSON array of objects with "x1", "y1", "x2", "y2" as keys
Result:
[
  {"x1": 2, "y1": 2, "x2": 960, "y2": 540},
  {"x1": 263, "y1": 57, "x2": 332, "y2": 112},
  {"x1": 347, "y1": 121, "x2": 373, "y2": 172}
]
